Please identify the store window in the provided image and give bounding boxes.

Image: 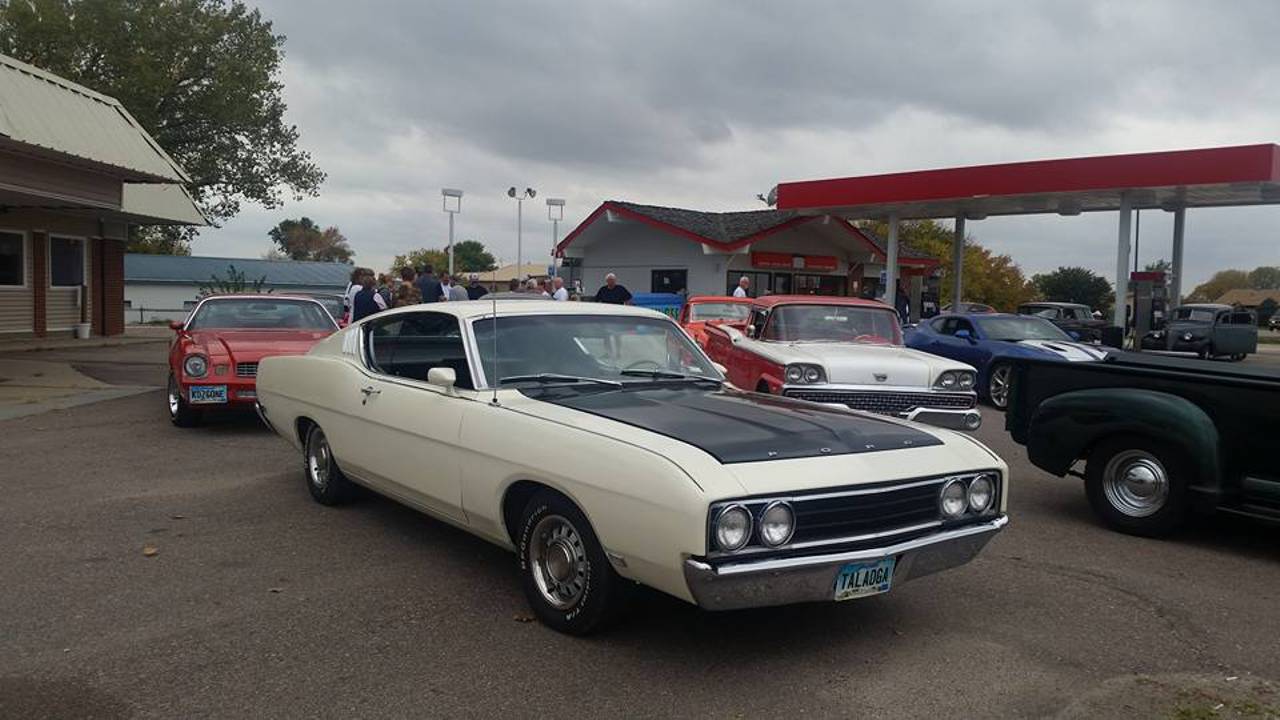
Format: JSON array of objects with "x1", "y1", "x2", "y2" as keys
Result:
[
  {"x1": 0, "y1": 232, "x2": 23, "y2": 286},
  {"x1": 794, "y1": 274, "x2": 846, "y2": 296},
  {"x1": 50, "y1": 236, "x2": 85, "y2": 287},
  {"x1": 651, "y1": 269, "x2": 687, "y2": 294}
]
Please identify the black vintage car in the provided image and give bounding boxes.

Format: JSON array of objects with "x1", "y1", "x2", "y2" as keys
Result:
[
  {"x1": 1006, "y1": 353, "x2": 1279, "y2": 536},
  {"x1": 1140, "y1": 303, "x2": 1257, "y2": 361},
  {"x1": 1016, "y1": 302, "x2": 1108, "y2": 343}
]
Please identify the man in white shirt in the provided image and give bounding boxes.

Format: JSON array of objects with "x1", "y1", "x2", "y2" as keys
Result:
[
  {"x1": 551, "y1": 276, "x2": 569, "y2": 301},
  {"x1": 733, "y1": 276, "x2": 750, "y2": 298},
  {"x1": 438, "y1": 273, "x2": 454, "y2": 301}
]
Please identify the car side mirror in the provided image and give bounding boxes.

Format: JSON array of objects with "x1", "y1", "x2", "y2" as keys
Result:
[
  {"x1": 168, "y1": 320, "x2": 184, "y2": 332},
  {"x1": 427, "y1": 367, "x2": 457, "y2": 391}
]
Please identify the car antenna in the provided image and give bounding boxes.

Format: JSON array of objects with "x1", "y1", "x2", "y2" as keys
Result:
[{"x1": 490, "y1": 292, "x2": 500, "y2": 406}]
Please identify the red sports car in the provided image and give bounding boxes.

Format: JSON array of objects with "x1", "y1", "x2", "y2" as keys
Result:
[
  {"x1": 167, "y1": 295, "x2": 338, "y2": 427},
  {"x1": 677, "y1": 295, "x2": 751, "y2": 349}
]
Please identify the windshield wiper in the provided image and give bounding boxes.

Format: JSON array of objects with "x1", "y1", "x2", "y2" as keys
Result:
[
  {"x1": 619, "y1": 369, "x2": 722, "y2": 383},
  {"x1": 498, "y1": 373, "x2": 623, "y2": 388}
]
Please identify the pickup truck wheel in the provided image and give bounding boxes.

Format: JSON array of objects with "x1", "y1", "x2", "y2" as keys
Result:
[
  {"x1": 167, "y1": 374, "x2": 202, "y2": 427},
  {"x1": 304, "y1": 424, "x2": 356, "y2": 506},
  {"x1": 987, "y1": 364, "x2": 1011, "y2": 409},
  {"x1": 518, "y1": 491, "x2": 626, "y2": 635},
  {"x1": 1085, "y1": 437, "x2": 1189, "y2": 537}
]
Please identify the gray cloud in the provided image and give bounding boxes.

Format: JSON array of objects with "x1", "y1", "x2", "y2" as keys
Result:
[{"x1": 197, "y1": 0, "x2": 1280, "y2": 288}]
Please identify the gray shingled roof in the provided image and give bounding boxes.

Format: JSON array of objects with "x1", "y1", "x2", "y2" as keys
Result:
[
  {"x1": 609, "y1": 201, "x2": 802, "y2": 244},
  {"x1": 125, "y1": 254, "x2": 352, "y2": 288}
]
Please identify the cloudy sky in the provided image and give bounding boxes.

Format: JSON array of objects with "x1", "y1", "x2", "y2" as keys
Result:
[{"x1": 196, "y1": 0, "x2": 1280, "y2": 288}]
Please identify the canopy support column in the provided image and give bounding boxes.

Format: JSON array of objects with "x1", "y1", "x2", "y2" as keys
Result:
[
  {"x1": 1170, "y1": 206, "x2": 1186, "y2": 306},
  {"x1": 1113, "y1": 194, "x2": 1132, "y2": 329},
  {"x1": 884, "y1": 213, "x2": 899, "y2": 311},
  {"x1": 951, "y1": 215, "x2": 965, "y2": 309}
]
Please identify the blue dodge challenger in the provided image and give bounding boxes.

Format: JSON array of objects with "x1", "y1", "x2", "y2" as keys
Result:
[{"x1": 906, "y1": 313, "x2": 1109, "y2": 408}]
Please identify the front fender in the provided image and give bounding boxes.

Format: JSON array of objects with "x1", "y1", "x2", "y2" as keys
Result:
[{"x1": 1026, "y1": 388, "x2": 1220, "y2": 490}]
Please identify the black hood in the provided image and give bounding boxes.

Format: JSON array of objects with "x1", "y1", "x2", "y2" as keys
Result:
[{"x1": 521, "y1": 384, "x2": 942, "y2": 464}]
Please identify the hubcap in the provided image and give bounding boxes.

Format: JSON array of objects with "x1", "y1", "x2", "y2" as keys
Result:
[
  {"x1": 1102, "y1": 450, "x2": 1169, "y2": 517},
  {"x1": 307, "y1": 430, "x2": 330, "y2": 490},
  {"x1": 528, "y1": 514, "x2": 588, "y2": 610},
  {"x1": 989, "y1": 366, "x2": 1010, "y2": 408},
  {"x1": 167, "y1": 377, "x2": 180, "y2": 416}
]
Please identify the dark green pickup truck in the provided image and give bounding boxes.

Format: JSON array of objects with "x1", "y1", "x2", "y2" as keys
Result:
[{"x1": 1006, "y1": 353, "x2": 1279, "y2": 536}]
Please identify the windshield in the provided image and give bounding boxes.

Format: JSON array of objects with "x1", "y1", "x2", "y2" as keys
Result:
[
  {"x1": 187, "y1": 298, "x2": 337, "y2": 331},
  {"x1": 307, "y1": 295, "x2": 344, "y2": 320},
  {"x1": 976, "y1": 316, "x2": 1071, "y2": 341},
  {"x1": 473, "y1": 314, "x2": 721, "y2": 386},
  {"x1": 688, "y1": 302, "x2": 750, "y2": 322},
  {"x1": 1173, "y1": 307, "x2": 1216, "y2": 323},
  {"x1": 763, "y1": 305, "x2": 902, "y2": 345}
]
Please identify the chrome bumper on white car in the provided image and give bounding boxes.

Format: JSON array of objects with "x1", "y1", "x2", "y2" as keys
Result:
[
  {"x1": 781, "y1": 386, "x2": 981, "y2": 430},
  {"x1": 682, "y1": 516, "x2": 1007, "y2": 611}
]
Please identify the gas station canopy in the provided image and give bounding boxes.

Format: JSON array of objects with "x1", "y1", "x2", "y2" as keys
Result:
[
  {"x1": 775, "y1": 144, "x2": 1280, "y2": 219},
  {"x1": 772, "y1": 144, "x2": 1280, "y2": 328}
]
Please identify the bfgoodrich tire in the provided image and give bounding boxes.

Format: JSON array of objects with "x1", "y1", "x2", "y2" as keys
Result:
[
  {"x1": 304, "y1": 424, "x2": 356, "y2": 506},
  {"x1": 1084, "y1": 436, "x2": 1191, "y2": 537},
  {"x1": 167, "y1": 374, "x2": 202, "y2": 428},
  {"x1": 518, "y1": 490, "x2": 627, "y2": 635}
]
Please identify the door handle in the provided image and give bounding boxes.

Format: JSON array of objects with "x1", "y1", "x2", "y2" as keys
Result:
[{"x1": 360, "y1": 385, "x2": 381, "y2": 405}]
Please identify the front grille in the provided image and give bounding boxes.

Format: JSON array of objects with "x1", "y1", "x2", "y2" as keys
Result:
[
  {"x1": 235, "y1": 362, "x2": 258, "y2": 378},
  {"x1": 783, "y1": 389, "x2": 974, "y2": 415},
  {"x1": 706, "y1": 471, "x2": 1000, "y2": 559}
]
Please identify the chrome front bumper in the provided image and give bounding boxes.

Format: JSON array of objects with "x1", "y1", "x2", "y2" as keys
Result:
[
  {"x1": 254, "y1": 400, "x2": 275, "y2": 432},
  {"x1": 902, "y1": 406, "x2": 982, "y2": 431},
  {"x1": 682, "y1": 516, "x2": 1007, "y2": 611}
]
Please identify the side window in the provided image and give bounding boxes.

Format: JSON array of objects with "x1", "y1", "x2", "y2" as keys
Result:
[
  {"x1": 929, "y1": 317, "x2": 950, "y2": 333},
  {"x1": 1230, "y1": 312, "x2": 1254, "y2": 325},
  {"x1": 936, "y1": 317, "x2": 957, "y2": 335},
  {"x1": 365, "y1": 312, "x2": 474, "y2": 389},
  {"x1": 954, "y1": 319, "x2": 976, "y2": 336}
]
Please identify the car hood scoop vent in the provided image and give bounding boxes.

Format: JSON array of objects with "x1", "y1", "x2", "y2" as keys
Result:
[{"x1": 523, "y1": 385, "x2": 942, "y2": 464}]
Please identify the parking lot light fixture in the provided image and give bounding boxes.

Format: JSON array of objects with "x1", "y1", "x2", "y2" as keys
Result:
[
  {"x1": 546, "y1": 198, "x2": 565, "y2": 277},
  {"x1": 442, "y1": 188, "x2": 463, "y2": 275},
  {"x1": 508, "y1": 187, "x2": 536, "y2": 275}
]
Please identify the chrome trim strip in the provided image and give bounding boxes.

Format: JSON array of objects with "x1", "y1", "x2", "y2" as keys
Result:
[
  {"x1": 782, "y1": 383, "x2": 976, "y2": 396},
  {"x1": 698, "y1": 515, "x2": 1008, "y2": 577}
]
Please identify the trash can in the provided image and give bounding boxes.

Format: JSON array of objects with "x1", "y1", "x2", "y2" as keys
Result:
[{"x1": 629, "y1": 293, "x2": 684, "y2": 320}]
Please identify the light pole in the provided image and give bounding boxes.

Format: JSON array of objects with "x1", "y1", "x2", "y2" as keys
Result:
[
  {"x1": 546, "y1": 198, "x2": 565, "y2": 277},
  {"x1": 442, "y1": 188, "x2": 463, "y2": 275},
  {"x1": 507, "y1": 187, "x2": 536, "y2": 277}
]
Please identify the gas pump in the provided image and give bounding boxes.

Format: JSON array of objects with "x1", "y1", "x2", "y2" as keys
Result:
[{"x1": 1130, "y1": 271, "x2": 1168, "y2": 345}]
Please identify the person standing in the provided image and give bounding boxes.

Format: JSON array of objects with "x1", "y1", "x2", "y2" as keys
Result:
[
  {"x1": 415, "y1": 264, "x2": 442, "y2": 304},
  {"x1": 351, "y1": 272, "x2": 387, "y2": 322},
  {"x1": 551, "y1": 276, "x2": 569, "y2": 301},
  {"x1": 733, "y1": 276, "x2": 750, "y2": 298},
  {"x1": 395, "y1": 267, "x2": 422, "y2": 307},
  {"x1": 466, "y1": 274, "x2": 489, "y2": 300},
  {"x1": 342, "y1": 267, "x2": 363, "y2": 323},
  {"x1": 526, "y1": 278, "x2": 549, "y2": 297},
  {"x1": 508, "y1": 278, "x2": 522, "y2": 293},
  {"x1": 449, "y1": 277, "x2": 469, "y2": 301},
  {"x1": 594, "y1": 273, "x2": 632, "y2": 304}
]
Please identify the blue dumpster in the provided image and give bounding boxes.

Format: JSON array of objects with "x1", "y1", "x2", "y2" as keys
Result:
[{"x1": 629, "y1": 292, "x2": 684, "y2": 320}]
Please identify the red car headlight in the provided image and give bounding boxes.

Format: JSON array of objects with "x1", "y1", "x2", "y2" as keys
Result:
[{"x1": 183, "y1": 355, "x2": 208, "y2": 378}]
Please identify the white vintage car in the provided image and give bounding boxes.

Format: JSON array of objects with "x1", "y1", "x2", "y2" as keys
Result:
[
  {"x1": 255, "y1": 300, "x2": 1009, "y2": 634},
  {"x1": 704, "y1": 295, "x2": 983, "y2": 430}
]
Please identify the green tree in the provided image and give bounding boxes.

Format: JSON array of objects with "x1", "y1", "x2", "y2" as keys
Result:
[
  {"x1": 199, "y1": 263, "x2": 267, "y2": 295},
  {"x1": 451, "y1": 240, "x2": 498, "y2": 272},
  {"x1": 1187, "y1": 269, "x2": 1249, "y2": 303},
  {"x1": 128, "y1": 227, "x2": 192, "y2": 255},
  {"x1": 1247, "y1": 266, "x2": 1280, "y2": 289},
  {"x1": 0, "y1": 0, "x2": 325, "y2": 242},
  {"x1": 268, "y1": 218, "x2": 354, "y2": 263},
  {"x1": 858, "y1": 219, "x2": 1036, "y2": 311},
  {"x1": 1030, "y1": 267, "x2": 1114, "y2": 314},
  {"x1": 391, "y1": 248, "x2": 449, "y2": 275},
  {"x1": 1143, "y1": 259, "x2": 1171, "y2": 273}
]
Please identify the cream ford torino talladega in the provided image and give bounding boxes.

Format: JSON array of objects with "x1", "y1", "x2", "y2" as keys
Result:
[{"x1": 255, "y1": 301, "x2": 1009, "y2": 635}]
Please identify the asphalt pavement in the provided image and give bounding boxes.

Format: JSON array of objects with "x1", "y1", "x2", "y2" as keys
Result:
[{"x1": 1, "y1": 344, "x2": 1278, "y2": 719}]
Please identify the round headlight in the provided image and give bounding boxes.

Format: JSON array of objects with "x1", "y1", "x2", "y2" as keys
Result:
[
  {"x1": 803, "y1": 366, "x2": 821, "y2": 383},
  {"x1": 939, "y1": 479, "x2": 968, "y2": 519},
  {"x1": 714, "y1": 505, "x2": 753, "y2": 551},
  {"x1": 183, "y1": 355, "x2": 208, "y2": 378},
  {"x1": 938, "y1": 371, "x2": 957, "y2": 389},
  {"x1": 784, "y1": 366, "x2": 804, "y2": 383},
  {"x1": 1182, "y1": 332, "x2": 1194, "y2": 341},
  {"x1": 956, "y1": 372, "x2": 975, "y2": 390},
  {"x1": 758, "y1": 501, "x2": 795, "y2": 547},
  {"x1": 968, "y1": 475, "x2": 995, "y2": 513}
]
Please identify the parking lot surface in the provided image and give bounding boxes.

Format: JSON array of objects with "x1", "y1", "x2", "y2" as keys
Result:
[{"x1": 2, "y1": 344, "x2": 1278, "y2": 719}]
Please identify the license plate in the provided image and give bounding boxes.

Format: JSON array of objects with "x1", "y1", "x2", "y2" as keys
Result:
[
  {"x1": 833, "y1": 557, "x2": 896, "y2": 601},
  {"x1": 188, "y1": 385, "x2": 228, "y2": 404}
]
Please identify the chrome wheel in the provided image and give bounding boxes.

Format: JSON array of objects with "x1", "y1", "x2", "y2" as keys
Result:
[
  {"x1": 528, "y1": 514, "x2": 588, "y2": 611},
  {"x1": 988, "y1": 365, "x2": 1011, "y2": 408},
  {"x1": 1102, "y1": 449, "x2": 1169, "y2": 517},
  {"x1": 307, "y1": 429, "x2": 331, "y2": 491},
  {"x1": 167, "y1": 377, "x2": 180, "y2": 417}
]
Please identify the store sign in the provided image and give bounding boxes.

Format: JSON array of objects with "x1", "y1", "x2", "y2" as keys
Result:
[{"x1": 751, "y1": 252, "x2": 838, "y2": 272}]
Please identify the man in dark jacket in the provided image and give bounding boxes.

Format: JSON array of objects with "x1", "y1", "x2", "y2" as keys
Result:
[
  {"x1": 415, "y1": 264, "x2": 442, "y2": 303},
  {"x1": 351, "y1": 273, "x2": 387, "y2": 322},
  {"x1": 466, "y1": 274, "x2": 489, "y2": 300}
]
